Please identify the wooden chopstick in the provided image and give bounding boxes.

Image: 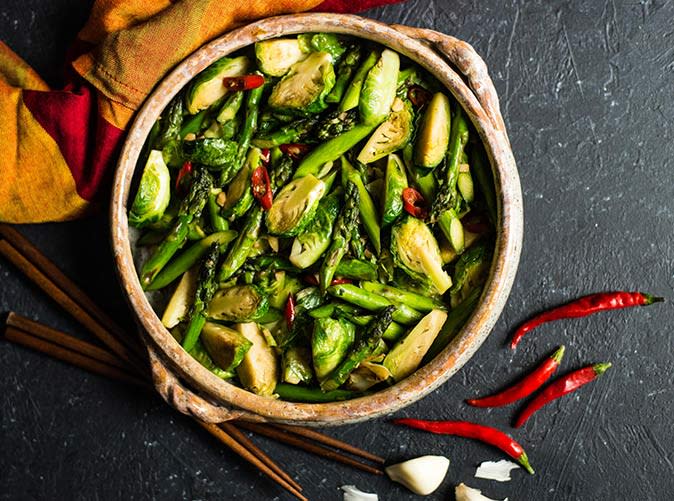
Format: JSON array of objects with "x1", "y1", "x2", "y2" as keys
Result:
[
  {"x1": 272, "y1": 424, "x2": 386, "y2": 465},
  {"x1": 236, "y1": 422, "x2": 385, "y2": 476}
]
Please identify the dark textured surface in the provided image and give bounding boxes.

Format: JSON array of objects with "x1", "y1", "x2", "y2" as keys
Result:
[{"x1": 1, "y1": 1, "x2": 673, "y2": 500}]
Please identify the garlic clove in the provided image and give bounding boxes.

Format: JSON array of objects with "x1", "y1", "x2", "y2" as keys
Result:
[
  {"x1": 385, "y1": 455, "x2": 449, "y2": 495},
  {"x1": 341, "y1": 485, "x2": 378, "y2": 501},
  {"x1": 455, "y1": 483, "x2": 506, "y2": 501}
]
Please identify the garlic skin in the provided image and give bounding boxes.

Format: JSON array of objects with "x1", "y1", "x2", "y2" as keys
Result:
[
  {"x1": 475, "y1": 459, "x2": 520, "y2": 482},
  {"x1": 385, "y1": 455, "x2": 449, "y2": 495},
  {"x1": 455, "y1": 483, "x2": 506, "y2": 501},
  {"x1": 341, "y1": 485, "x2": 378, "y2": 501}
]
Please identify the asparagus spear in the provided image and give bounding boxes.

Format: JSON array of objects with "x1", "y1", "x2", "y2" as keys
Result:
[
  {"x1": 207, "y1": 189, "x2": 228, "y2": 232},
  {"x1": 182, "y1": 243, "x2": 220, "y2": 351},
  {"x1": 361, "y1": 281, "x2": 445, "y2": 313},
  {"x1": 315, "y1": 109, "x2": 358, "y2": 141},
  {"x1": 274, "y1": 382, "x2": 362, "y2": 403},
  {"x1": 319, "y1": 181, "x2": 360, "y2": 293},
  {"x1": 140, "y1": 168, "x2": 213, "y2": 288},
  {"x1": 327, "y1": 283, "x2": 423, "y2": 325},
  {"x1": 341, "y1": 157, "x2": 381, "y2": 254},
  {"x1": 252, "y1": 117, "x2": 318, "y2": 149},
  {"x1": 320, "y1": 306, "x2": 395, "y2": 391},
  {"x1": 218, "y1": 207, "x2": 264, "y2": 281},
  {"x1": 339, "y1": 50, "x2": 378, "y2": 112},
  {"x1": 326, "y1": 45, "x2": 361, "y2": 103}
]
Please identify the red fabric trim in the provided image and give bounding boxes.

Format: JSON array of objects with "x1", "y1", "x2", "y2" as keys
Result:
[
  {"x1": 23, "y1": 84, "x2": 124, "y2": 202},
  {"x1": 313, "y1": 0, "x2": 404, "y2": 13}
]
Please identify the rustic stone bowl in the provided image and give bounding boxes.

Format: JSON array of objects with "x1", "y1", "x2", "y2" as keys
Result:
[{"x1": 111, "y1": 13, "x2": 523, "y2": 426}]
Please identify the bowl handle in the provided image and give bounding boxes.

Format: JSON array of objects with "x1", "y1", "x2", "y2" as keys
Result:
[{"x1": 391, "y1": 24, "x2": 508, "y2": 139}]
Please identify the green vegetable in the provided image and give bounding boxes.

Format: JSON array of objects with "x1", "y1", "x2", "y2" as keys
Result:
[
  {"x1": 457, "y1": 168, "x2": 475, "y2": 204},
  {"x1": 339, "y1": 50, "x2": 378, "y2": 112},
  {"x1": 414, "y1": 92, "x2": 451, "y2": 170},
  {"x1": 216, "y1": 92, "x2": 244, "y2": 124},
  {"x1": 188, "y1": 339, "x2": 234, "y2": 379},
  {"x1": 179, "y1": 110, "x2": 207, "y2": 139},
  {"x1": 383, "y1": 309, "x2": 447, "y2": 381},
  {"x1": 182, "y1": 243, "x2": 220, "y2": 351},
  {"x1": 207, "y1": 189, "x2": 228, "y2": 232},
  {"x1": 182, "y1": 138, "x2": 238, "y2": 168},
  {"x1": 129, "y1": 150, "x2": 171, "y2": 227},
  {"x1": 147, "y1": 230, "x2": 237, "y2": 290},
  {"x1": 334, "y1": 259, "x2": 378, "y2": 281},
  {"x1": 341, "y1": 157, "x2": 381, "y2": 254},
  {"x1": 268, "y1": 51, "x2": 336, "y2": 114},
  {"x1": 359, "y1": 49, "x2": 400, "y2": 125},
  {"x1": 289, "y1": 191, "x2": 340, "y2": 269},
  {"x1": 185, "y1": 56, "x2": 250, "y2": 114},
  {"x1": 161, "y1": 269, "x2": 197, "y2": 329},
  {"x1": 201, "y1": 321, "x2": 252, "y2": 373},
  {"x1": 312, "y1": 317, "x2": 356, "y2": 381},
  {"x1": 321, "y1": 306, "x2": 395, "y2": 391},
  {"x1": 327, "y1": 283, "x2": 423, "y2": 325},
  {"x1": 266, "y1": 271, "x2": 302, "y2": 310},
  {"x1": 315, "y1": 109, "x2": 358, "y2": 141},
  {"x1": 298, "y1": 33, "x2": 346, "y2": 61},
  {"x1": 380, "y1": 153, "x2": 408, "y2": 226},
  {"x1": 222, "y1": 147, "x2": 261, "y2": 218},
  {"x1": 402, "y1": 143, "x2": 436, "y2": 201},
  {"x1": 266, "y1": 174, "x2": 326, "y2": 236},
  {"x1": 450, "y1": 243, "x2": 490, "y2": 307},
  {"x1": 207, "y1": 284, "x2": 269, "y2": 322},
  {"x1": 218, "y1": 207, "x2": 264, "y2": 281},
  {"x1": 326, "y1": 45, "x2": 361, "y2": 103},
  {"x1": 156, "y1": 97, "x2": 183, "y2": 149},
  {"x1": 274, "y1": 383, "x2": 362, "y2": 402},
  {"x1": 438, "y1": 209, "x2": 464, "y2": 254},
  {"x1": 356, "y1": 98, "x2": 413, "y2": 164},
  {"x1": 226, "y1": 80, "x2": 265, "y2": 185},
  {"x1": 252, "y1": 117, "x2": 317, "y2": 149},
  {"x1": 235, "y1": 322, "x2": 278, "y2": 396},
  {"x1": 282, "y1": 345, "x2": 314, "y2": 385},
  {"x1": 255, "y1": 38, "x2": 309, "y2": 77},
  {"x1": 294, "y1": 124, "x2": 376, "y2": 178},
  {"x1": 360, "y1": 281, "x2": 444, "y2": 313}
]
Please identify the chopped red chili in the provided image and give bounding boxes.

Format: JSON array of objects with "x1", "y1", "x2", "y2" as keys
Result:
[
  {"x1": 280, "y1": 143, "x2": 311, "y2": 160},
  {"x1": 284, "y1": 294, "x2": 296, "y2": 329},
  {"x1": 467, "y1": 346, "x2": 565, "y2": 408},
  {"x1": 511, "y1": 291, "x2": 664, "y2": 349},
  {"x1": 303, "y1": 274, "x2": 351, "y2": 286},
  {"x1": 402, "y1": 187, "x2": 428, "y2": 219},
  {"x1": 393, "y1": 418, "x2": 534, "y2": 474},
  {"x1": 251, "y1": 165, "x2": 273, "y2": 210},
  {"x1": 260, "y1": 148, "x2": 271, "y2": 165},
  {"x1": 407, "y1": 85, "x2": 432, "y2": 107},
  {"x1": 175, "y1": 161, "x2": 193, "y2": 195},
  {"x1": 222, "y1": 74, "x2": 265, "y2": 92},
  {"x1": 514, "y1": 363, "x2": 611, "y2": 428}
]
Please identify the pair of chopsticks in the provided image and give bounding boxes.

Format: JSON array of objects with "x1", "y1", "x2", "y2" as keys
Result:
[{"x1": 0, "y1": 223, "x2": 385, "y2": 499}]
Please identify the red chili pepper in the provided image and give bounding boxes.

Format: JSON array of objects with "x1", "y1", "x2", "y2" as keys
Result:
[
  {"x1": 510, "y1": 291, "x2": 663, "y2": 349},
  {"x1": 280, "y1": 143, "x2": 311, "y2": 160},
  {"x1": 260, "y1": 148, "x2": 271, "y2": 165},
  {"x1": 284, "y1": 294, "x2": 296, "y2": 329},
  {"x1": 467, "y1": 346, "x2": 565, "y2": 408},
  {"x1": 407, "y1": 85, "x2": 432, "y2": 107},
  {"x1": 175, "y1": 161, "x2": 193, "y2": 194},
  {"x1": 251, "y1": 166, "x2": 273, "y2": 210},
  {"x1": 393, "y1": 419, "x2": 534, "y2": 474},
  {"x1": 222, "y1": 74, "x2": 265, "y2": 91},
  {"x1": 514, "y1": 363, "x2": 611, "y2": 428},
  {"x1": 303, "y1": 274, "x2": 351, "y2": 286},
  {"x1": 402, "y1": 187, "x2": 428, "y2": 219}
]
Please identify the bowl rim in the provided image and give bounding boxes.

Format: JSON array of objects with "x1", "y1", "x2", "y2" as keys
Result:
[{"x1": 110, "y1": 13, "x2": 523, "y2": 424}]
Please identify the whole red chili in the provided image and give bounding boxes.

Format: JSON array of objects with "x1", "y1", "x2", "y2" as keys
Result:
[
  {"x1": 514, "y1": 363, "x2": 611, "y2": 428},
  {"x1": 402, "y1": 188, "x2": 428, "y2": 219},
  {"x1": 510, "y1": 291, "x2": 663, "y2": 349},
  {"x1": 407, "y1": 85, "x2": 432, "y2": 107},
  {"x1": 222, "y1": 74, "x2": 265, "y2": 91},
  {"x1": 175, "y1": 161, "x2": 193, "y2": 194},
  {"x1": 393, "y1": 418, "x2": 534, "y2": 474},
  {"x1": 251, "y1": 165, "x2": 273, "y2": 210},
  {"x1": 280, "y1": 143, "x2": 311, "y2": 160},
  {"x1": 303, "y1": 274, "x2": 351, "y2": 286},
  {"x1": 467, "y1": 346, "x2": 565, "y2": 408},
  {"x1": 284, "y1": 294, "x2": 296, "y2": 329}
]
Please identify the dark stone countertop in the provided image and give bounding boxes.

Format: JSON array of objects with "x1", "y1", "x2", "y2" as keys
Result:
[{"x1": 2, "y1": 1, "x2": 673, "y2": 499}]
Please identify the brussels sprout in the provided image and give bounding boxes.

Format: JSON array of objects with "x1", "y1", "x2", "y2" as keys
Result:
[
  {"x1": 201, "y1": 322, "x2": 252, "y2": 373},
  {"x1": 391, "y1": 216, "x2": 453, "y2": 294},
  {"x1": 298, "y1": 33, "x2": 346, "y2": 61},
  {"x1": 265, "y1": 271, "x2": 303, "y2": 310},
  {"x1": 185, "y1": 56, "x2": 250, "y2": 114},
  {"x1": 188, "y1": 339, "x2": 234, "y2": 380},
  {"x1": 414, "y1": 92, "x2": 451, "y2": 170},
  {"x1": 182, "y1": 138, "x2": 238, "y2": 168},
  {"x1": 282, "y1": 345, "x2": 314, "y2": 385},
  {"x1": 255, "y1": 38, "x2": 309, "y2": 77},
  {"x1": 346, "y1": 358, "x2": 392, "y2": 391},
  {"x1": 383, "y1": 309, "x2": 448, "y2": 381},
  {"x1": 359, "y1": 49, "x2": 400, "y2": 125},
  {"x1": 207, "y1": 284, "x2": 269, "y2": 322},
  {"x1": 289, "y1": 191, "x2": 340, "y2": 269},
  {"x1": 334, "y1": 259, "x2": 378, "y2": 281},
  {"x1": 357, "y1": 98, "x2": 413, "y2": 164},
  {"x1": 221, "y1": 147, "x2": 261, "y2": 218},
  {"x1": 449, "y1": 243, "x2": 490, "y2": 307},
  {"x1": 235, "y1": 322, "x2": 278, "y2": 396},
  {"x1": 161, "y1": 268, "x2": 197, "y2": 329},
  {"x1": 268, "y1": 52, "x2": 336, "y2": 114},
  {"x1": 129, "y1": 150, "x2": 171, "y2": 227},
  {"x1": 265, "y1": 174, "x2": 326, "y2": 236},
  {"x1": 381, "y1": 153, "x2": 408, "y2": 226},
  {"x1": 216, "y1": 91, "x2": 244, "y2": 124},
  {"x1": 312, "y1": 317, "x2": 356, "y2": 381}
]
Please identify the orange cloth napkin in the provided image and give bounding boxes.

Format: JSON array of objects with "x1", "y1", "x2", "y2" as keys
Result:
[{"x1": 0, "y1": 0, "x2": 402, "y2": 223}]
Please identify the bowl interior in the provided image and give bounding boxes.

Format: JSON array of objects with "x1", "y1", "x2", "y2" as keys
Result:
[{"x1": 111, "y1": 13, "x2": 523, "y2": 425}]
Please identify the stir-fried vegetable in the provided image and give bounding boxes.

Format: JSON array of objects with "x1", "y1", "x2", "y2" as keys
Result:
[{"x1": 132, "y1": 33, "x2": 497, "y2": 401}]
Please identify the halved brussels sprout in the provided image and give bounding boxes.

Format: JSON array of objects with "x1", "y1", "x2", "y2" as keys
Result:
[
  {"x1": 282, "y1": 345, "x2": 314, "y2": 385},
  {"x1": 129, "y1": 150, "x2": 171, "y2": 227},
  {"x1": 207, "y1": 284, "x2": 269, "y2": 322},
  {"x1": 255, "y1": 38, "x2": 309, "y2": 77},
  {"x1": 221, "y1": 147, "x2": 261, "y2": 218},
  {"x1": 188, "y1": 339, "x2": 235, "y2": 380},
  {"x1": 266, "y1": 175, "x2": 326, "y2": 236},
  {"x1": 381, "y1": 153, "x2": 408, "y2": 226},
  {"x1": 289, "y1": 191, "x2": 340, "y2": 269},
  {"x1": 450, "y1": 243, "x2": 490, "y2": 307},
  {"x1": 235, "y1": 322, "x2": 278, "y2": 396},
  {"x1": 201, "y1": 322, "x2": 252, "y2": 373},
  {"x1": 359, "y1": 49, "x2": 400, "y2": 125},
  {"x1": 345, "y1": 356, "x2": 392, "y2": 391},
  {"x1": 161, "y1": 268, "x2": 197, "y2": 328},
  {"x1": 391, "y1": 216, "x2": 453, "y2": 294},
  {"x1": 298, "y1": 33, "x2": 346, "y2": 61},
  {"x1": 312, "y1": 317, "x2": 356, "y2": 381},
  {"x1": 357, "y1": 98, "x2": 413, "y2": 164},
  {"x1": 414, "y1": 92, "x2": 451, "y2": 170},
  {"x1": 268, "y1": 52, "x2": 336, "y2": 114},
  {"x1": 185, "y1": 56, "x2": 250, "y2": 114}
]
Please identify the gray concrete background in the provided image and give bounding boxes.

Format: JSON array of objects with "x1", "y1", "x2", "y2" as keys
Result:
[{"x1": 1, "y1": 1, "x2": 673, "y2": 499}]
